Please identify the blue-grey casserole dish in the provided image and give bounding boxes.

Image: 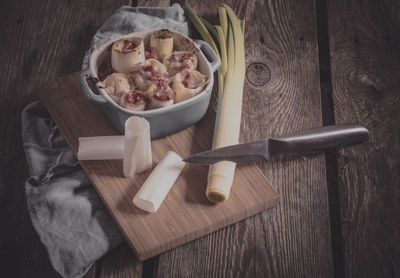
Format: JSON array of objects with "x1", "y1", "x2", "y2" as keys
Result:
[{"x1": 79, "y1": 29, "x2": 220, "y2": 139}]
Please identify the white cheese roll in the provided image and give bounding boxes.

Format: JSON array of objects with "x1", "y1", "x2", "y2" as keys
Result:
[
  {"x1": 131, "y1": 59, "x2": 169, "y2": 91},
  {"x1": 145, "y1": 80, "x2": 175, "y2": 109},
  {"x1": 163, "y1": 51, "x2": 198, "y2": 76},
  {"x1": 120, "y1": 90, "x2": 149, "y2": 111},
  {"x1": 111, "y1": 37, "x2": 145, "y2": 74},
  {"x1": 101, "y1": 73, "x2": 133, "y2": 104},
  {"x1": 172, "y1": 70, "x2": 209, "y2": 103}
]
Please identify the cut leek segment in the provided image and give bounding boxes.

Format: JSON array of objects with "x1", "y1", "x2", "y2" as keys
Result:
[
  {"x1": 150, "y1": 29, "x2": 173, "y2": 60},
  {"x1": 133, "y1": 151, "x2": 185, "y2": 213},
  {"x1": 123, "y1": 116, "x2": 152, "y2": 177},
  {"x1": 111, "y1": 37, "x2": 145, "y2": 74}
]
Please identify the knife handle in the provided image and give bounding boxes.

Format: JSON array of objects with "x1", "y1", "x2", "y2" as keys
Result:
[{"x1": 269, "y1": 124, "x2": 369, "y2": 155}]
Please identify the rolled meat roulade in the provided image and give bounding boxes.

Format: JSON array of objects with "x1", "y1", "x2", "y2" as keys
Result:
[
  {"x1": 172, "y1": 69, "x2": 209, "y2": 103},
  {"x1": 131, "y1": 59, "x2": 169, "y2": 91},
  {"x1": 145, "y1": 80, "x2": 175, "y2": 109},
  {"x1": 111, "y1": 37, "x2": 145, "y2": 74},
  {"x1": 163, "y1": 51, "x2": 198, "y2": 76},
  {"x1": 101, "y1": 73, "x2": 133, "y2": 104},
  {"x1": 120, "y1": 90, "x2": 149, "y2": 111}
]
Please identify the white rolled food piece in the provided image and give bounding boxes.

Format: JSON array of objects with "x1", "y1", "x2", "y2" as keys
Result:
[
  {"x1": 123, "y1": 116, "x2": 152, "y2": 178},
  {"x1": 172, "y1": 69, "x2": 209, "y2": 103},
  {"x1": 150, "y1": 29, "x2": 173, "y2": 60},
  {"x1": 131, "y1": 59, "x2": 169, "y2": 91},
  {"x1": 133, "y1": 151, "x2": 185, "y2": 213},
  {"x1": 78, "y1": 136, "x2": 124, "y2": 160},
  {"x1": 112, "y1": 37, "x2": 145, "y2": 74},
  {"x1": 120, "y1": 90, "x2": 149, "y2": 111},
  {"x1": 145, "y1": 80, "x2": 175, "y2": 109},
  {"x1": 163, "y1": 51, "x2": 198, "y2": 76},
  {"x1": 101, "y1": 73, "x2": 133, "y2": 104}
]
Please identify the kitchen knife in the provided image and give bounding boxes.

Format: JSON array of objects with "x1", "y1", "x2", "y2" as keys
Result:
[{"x1": 183, "y1": 124, "x2": 369, "y2": 165}]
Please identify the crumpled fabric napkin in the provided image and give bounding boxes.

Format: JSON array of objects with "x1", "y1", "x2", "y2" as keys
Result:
[{"x1": 22, "y1": 4, "x2": 188, "y2": 278}]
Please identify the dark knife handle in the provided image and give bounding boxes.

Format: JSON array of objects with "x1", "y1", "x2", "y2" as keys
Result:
[{"x1": 269, "y1": 124, "x2": 369, "y2": 155}]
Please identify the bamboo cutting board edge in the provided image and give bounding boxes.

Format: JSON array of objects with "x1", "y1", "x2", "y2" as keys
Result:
[{"x1": 35, "y1": 71, "x2": 280, "y2": 261}]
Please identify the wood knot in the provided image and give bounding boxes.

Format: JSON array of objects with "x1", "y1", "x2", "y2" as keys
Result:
[{"x1": 246, "y1": 62, "x2": 271, "y2": 87}]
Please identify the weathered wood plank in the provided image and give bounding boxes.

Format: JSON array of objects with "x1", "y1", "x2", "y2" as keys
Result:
[
  {"x1": 327, "y1": 0, "x2": 400, "y2": 277},
  {"x1": 0, "y1": 0, "x2": 133, "y2": 277},
  {"x1": 153, "y1": 0, "x2": 334, "y2": 277}
]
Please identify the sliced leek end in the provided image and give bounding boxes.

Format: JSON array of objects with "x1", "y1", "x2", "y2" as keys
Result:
[{"x1": 206, "y1": 175, "x2": 232, "y2": 203}]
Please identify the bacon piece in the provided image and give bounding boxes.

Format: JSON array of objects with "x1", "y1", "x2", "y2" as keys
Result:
[
  {"x1": 126, "y1": 90, "x2": 149, "y2": 105},
  {"x1": 145, "y1": 47, "x2": 159, "y2": 60}
]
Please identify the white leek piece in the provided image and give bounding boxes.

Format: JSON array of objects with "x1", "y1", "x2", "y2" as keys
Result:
[
  {"x1": 133, "y1": 151, "x2": 185, "y2": 213},
  {"x1": 123, "y1": 116, "x2": 152, "y2": 177},
  {"x1": 150, "y1": 29, "x2": 173, "y2": 60},
  {"x1": 78, "y1": 136, "x2": 124, "y2": 160},
  {"x1": 112, "y1": 37, "x2": 145, "y2": 74}
]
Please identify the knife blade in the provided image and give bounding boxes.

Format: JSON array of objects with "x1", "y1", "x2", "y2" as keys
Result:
[{"x1": 183, "y1": 124, "x2": 369, "y2": 165}]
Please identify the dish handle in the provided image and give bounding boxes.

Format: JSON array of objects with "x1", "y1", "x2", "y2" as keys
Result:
[
  {"x1": 79, "y1": 69, "x2": 107, "y2": 104},
  {"x1": 195, "y1": 40, "x2": 220, "y2": 73}
]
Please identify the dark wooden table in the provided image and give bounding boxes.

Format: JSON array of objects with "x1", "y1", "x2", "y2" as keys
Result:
[{"x1": 1, "y1": 0, "x2": 399, "y2": 277}]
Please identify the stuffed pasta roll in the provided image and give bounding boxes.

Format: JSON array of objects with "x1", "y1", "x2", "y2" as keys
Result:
[
  {"x1": 172, "y1": 70, "x2": 209, "y2": 103},
  {"x1": 111, "y1": 37, "x2": 145, "y2": 74},
  {"x1": 146, "y1": 80, "x2": 175, "y2": 109},
  {"x1": 101, "y1": 73, "x2": 133, "y2": 104},
  {"x1": 163, "y1": 51, "x2": 198, "y2": 76},
  {"x1": 131, "y1": 59, "x2": 169, "y2": 91},
  {"x1": 120, "y1": 90, "x2": 149, "y2": 111}
]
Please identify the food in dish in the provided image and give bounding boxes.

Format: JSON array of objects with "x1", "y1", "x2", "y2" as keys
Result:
[
  {"x1": 150, "y1": 29, "x2": 173, "y2": 60},
  {"x1": 131, "y1": 59, "x2": 169, "y2": 91},
  {"x1": 163, "y1": 51, "x2": 198, "y2": 76},
  {"x1": 98, "y1": 29, "x2": 208, "y2": 111},
  {"x1": 111, "y1": 37, "x2": 145, "y2": 74},
  {"x1": 101, "y1": 73, "x2": 133, "y2": 104},
  {"x1": 146, "y1": 80, "x2": 175, "y2": 109},
  {"x1": 120, "y1": 90, "x2": 149, "y2": 111},
  {"x1": 172, "y1": 69, "x2": 209, "y2": 103}
]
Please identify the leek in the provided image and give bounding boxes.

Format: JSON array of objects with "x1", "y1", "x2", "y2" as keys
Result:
[{"x1": 184, "y1": 3, "x2": 246, "y2": 203}]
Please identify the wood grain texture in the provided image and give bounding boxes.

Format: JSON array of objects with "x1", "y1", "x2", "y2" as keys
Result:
[
  {"x1": 327, "y1": 0, "x2": 400, "y2": 277},
  {"x1": 36, "y1": 72, "x2": 279, "y2": 261},
  {"x1": 0, "y1": 0, "x2": 134, "y2": 277},
  {"x1": 154, "y1": 0, "x2": 334, "y2": 277}
]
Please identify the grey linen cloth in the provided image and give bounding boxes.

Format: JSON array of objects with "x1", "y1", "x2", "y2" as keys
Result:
[{"x1": 22, "y1": 4, "x2": 188, "y2": 278}]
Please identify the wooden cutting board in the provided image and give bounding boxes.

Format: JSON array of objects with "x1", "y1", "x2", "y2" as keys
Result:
[{"x1": 36, "y1": 71, "x2": 279, "y2": 261}]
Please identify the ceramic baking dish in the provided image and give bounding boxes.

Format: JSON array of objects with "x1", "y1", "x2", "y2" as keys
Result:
[{"x1": 79, "y1": 29, "x2": 220, "y2": 139}]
